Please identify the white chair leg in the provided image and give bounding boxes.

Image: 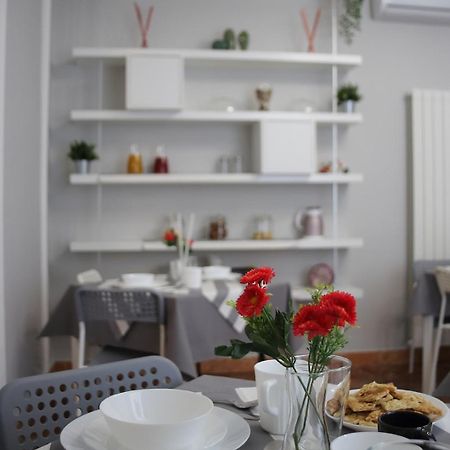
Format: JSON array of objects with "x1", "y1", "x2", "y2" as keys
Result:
[
  {"x1": 159, "y1": 324, "x2": 165, "y2": 356},
  {"x1": 429, "y1": 294, "x2": 447, "y2": 394},
  {"x1": 78, "y1": 321, "x2": 86, "y2": 368},
  {"x1": 408, "y1": 315, "x2": 417, "y2": 373}
]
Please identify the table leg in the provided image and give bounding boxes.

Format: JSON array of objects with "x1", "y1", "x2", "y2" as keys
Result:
[
  {"x1": 422, "y1": 315, "x2": 434, "y2": 394},
  {"x1": 70, "y1": 337, "x2": 79, "y2": 369}
]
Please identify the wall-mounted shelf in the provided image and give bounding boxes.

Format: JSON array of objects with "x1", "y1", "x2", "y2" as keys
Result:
[
  {"x1": 69, "y1": 237, "x2": 364, "y2": 253},
  {"x1": 292, "y1": 285, "x2": 364, "y2": 302},
  {"x1": 70, "y1": 110, "x2": 362, "y2": 124},
  {"x1": 70, "y1": 173, "x2": 364, "y2": 185},
  {"x1": 73, "y1": 47, "x2": 362, "y2": 68}
]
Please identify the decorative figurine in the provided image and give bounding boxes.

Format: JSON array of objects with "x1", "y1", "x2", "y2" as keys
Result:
[
  {"x1": 133, "y1": 2, "x2": 154, "y2": 48},
  {"x1": 300, "y1": 7, "x2": 321, "y2": 53},
  {"x1": 238, "y1": 31, "x2": 250, "y2": 50},
  {"x1": 255, "y1": 83, "x2": 272, "y2": 111},
  {"x1": 212, "y1": 39, "x2": 229, "y2": 50},
  {"x1": 223, "y1": 28, "x2": 236, "y2": 49}
]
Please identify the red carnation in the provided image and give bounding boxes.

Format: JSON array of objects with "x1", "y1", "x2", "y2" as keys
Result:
[
  {"x1": 321, "y1": 291, "x2": 357, "y2": 326},
  {"x1": 293, "y1": 304, "x2": 336, "y2": 338},
  {"x1": 164, "y1": 229, "x2": 177, "y2": 243},
  {"x1": 236, "y1": 284, "x2": 270, "y2": 318},
  {"x1": 240, "y1": 267, "x2": 275, "y2": 286}
]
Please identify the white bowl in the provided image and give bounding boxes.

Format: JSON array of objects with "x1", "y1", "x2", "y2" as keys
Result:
[
  {"x1": 202, "y1": 266, "x2": 231, "y2": 280},
  {"x1": 121, "y1": 273, "x2": 155, "y2": 287},
  {"x1": 331, "y1": 432, "x2": 409, "y2": 450},
  {"x1": 100, "y1": 389, "x2": 214, "y2": 450}
]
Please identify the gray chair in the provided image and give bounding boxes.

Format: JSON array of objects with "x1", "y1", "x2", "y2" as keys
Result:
[
  {"x1": 0, "y1": 355, "x2": 182, "y2": 450},
  {"x1": 75, "y1": 287, "x2": 166, "y2": 367}
]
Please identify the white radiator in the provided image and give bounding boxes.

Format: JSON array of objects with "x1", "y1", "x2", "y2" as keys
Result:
[{"x1": 411, "y1": 90, "x2": 450, "y2": 260}]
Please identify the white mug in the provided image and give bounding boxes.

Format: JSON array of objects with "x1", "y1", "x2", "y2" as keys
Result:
[
  {"x1": 254, "y1": 359, "x2": 289, "y2": 435},
  {"x1": 182, "y1": 266, "x2": 202, "y2": 289}
]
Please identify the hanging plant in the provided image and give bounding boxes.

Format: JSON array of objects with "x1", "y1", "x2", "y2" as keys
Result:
[{"x1": 339, "y1": 0, "x2": 364, "y2": 45}]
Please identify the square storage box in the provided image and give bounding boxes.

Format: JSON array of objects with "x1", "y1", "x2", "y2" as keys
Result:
[
  {"x1": 253, "y1": 120, "x2": 317, "y2": 174},
  {"x1": 126, "y1": 55, "x2": 184, "y2": 110}
]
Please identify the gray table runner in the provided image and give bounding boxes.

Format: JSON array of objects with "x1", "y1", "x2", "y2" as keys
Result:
[
  {"x1": 40, "y1": 283, "x2": 293, "y2": 378},
  {"x1": 410, "y1": 259, "x2": 450, "y2": 316}
]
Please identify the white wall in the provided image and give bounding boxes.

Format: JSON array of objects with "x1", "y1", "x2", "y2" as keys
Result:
[
  {"x1": 3, "y1": 0, "x2": 42, "y2": 380},
  {"x1": 0, "y1": 0, "x2": 7, "y2": 386},
  {"x1": 45, "y1": 0, "x2": 450, "y2": 364}
]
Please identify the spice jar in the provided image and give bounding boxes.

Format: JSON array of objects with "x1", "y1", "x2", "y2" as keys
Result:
[
  {"x1": 127, "y1": 144, "x2": 143, "y2": 174},
  {"x1": 209, "y1": 216, "x2": 227, "y2": 240},
  {"x1": 252, "y1": 214, "x2": 273, "y2": 240},
  {"x1": 152, "y1": 145, "x2": 169, "y2": 174}
]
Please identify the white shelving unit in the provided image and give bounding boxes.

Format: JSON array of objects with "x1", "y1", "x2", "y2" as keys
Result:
[
  {"x1": 66, "y1": 0, "x2": 363, "y2": 300},
  {"x1": 73, "y1": 47, "x2": 362, "y2": 67},
  {"x1": 70, "y1": 110, "x2": 362, "y2": 124},
  {"x1": 70, "y1": 173, "x2": 363, "y2": 185},
  {"x1": 70, "y1": 238, "x2": 364, "y2": 253}
]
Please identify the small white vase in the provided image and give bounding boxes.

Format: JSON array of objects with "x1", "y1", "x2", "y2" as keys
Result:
[
  {"x1": 74, "y1": 159, "x2": 90, "y2": 174},
  {"x1": 339, "y1": 100, "x2": 356, "y2": 114}
]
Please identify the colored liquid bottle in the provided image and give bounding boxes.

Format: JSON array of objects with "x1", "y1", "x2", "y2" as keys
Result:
[
  {"x1": 127, "y1": 145, "x2": 143, "y2": 174},
  {"x1": 153, "y1": 145, "x2": 169, "y2": 173}
]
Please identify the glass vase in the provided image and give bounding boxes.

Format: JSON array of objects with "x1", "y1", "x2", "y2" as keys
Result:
[{"x1": 282, "y1": 355, "x2": 330, "y2": 450}]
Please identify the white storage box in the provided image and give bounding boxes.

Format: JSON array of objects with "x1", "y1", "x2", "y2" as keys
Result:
[
  {"x1": 253, "y1": 120, "x2": 316, "y2": 174},
  {"x1": 126, "y1": 55, "x2": 184, "y2": 110}
]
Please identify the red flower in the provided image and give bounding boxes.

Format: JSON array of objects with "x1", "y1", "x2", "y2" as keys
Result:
[
  {"x1": 236, "y1": 284, "x2": 270, "y2": 318},
  {"x1": 321, "y1": 291, "x2": 357, "y2": 326},
  {"x1": 293, "y1": 304, "x2": 336, "y2": 338},
  {"x1": 240, "y1": 267, "x2": 275, "y2": 286},
  {"x1": 164, "y1": 229, "x2": 177, "y2": 243}
]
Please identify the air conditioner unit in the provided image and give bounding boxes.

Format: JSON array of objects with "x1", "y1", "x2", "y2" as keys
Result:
[{"x1": 371, "y1": 0, "x2": 450, "y2": 24}]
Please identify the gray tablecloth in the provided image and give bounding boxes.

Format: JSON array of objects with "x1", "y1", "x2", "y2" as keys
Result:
[
  {"x1": 47, "y1": 374, "x2": 450, "y2": 449},
  {"x1": 40, "y1": 282, "x2": 293, "y2": 378},
  {"x1": 410, "y1": 259, "x2": 450, "y2": 316},
  {"x1": 48, "y1": 375, "x2": 272, "y2": 450}
]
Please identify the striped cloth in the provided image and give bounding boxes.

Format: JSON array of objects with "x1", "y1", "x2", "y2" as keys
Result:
[{"x1": 99, "y1": 278, "x2": 246, "y2": 334}]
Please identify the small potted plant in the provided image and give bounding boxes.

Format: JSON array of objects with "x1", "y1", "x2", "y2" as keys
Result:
[
  {"x1": 68, "y1": 140, "x2": 98, "y2": 174},
  {"x1": 337, "y1": 84, "x2": 361, "y2": 113}
]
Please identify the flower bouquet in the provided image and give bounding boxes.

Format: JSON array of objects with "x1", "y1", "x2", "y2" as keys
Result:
[{"x1": 215, "y1": 267, "x2": 357, "y2": 450}]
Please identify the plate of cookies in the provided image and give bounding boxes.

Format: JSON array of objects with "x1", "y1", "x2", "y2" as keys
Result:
[{"x1": 327, "y1": 381, "x2": 447, "y2": 432}]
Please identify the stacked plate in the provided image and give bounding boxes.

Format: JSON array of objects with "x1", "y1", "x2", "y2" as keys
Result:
[{"x1": 60, "y1": 390, "x2": 250, "y2": 450}]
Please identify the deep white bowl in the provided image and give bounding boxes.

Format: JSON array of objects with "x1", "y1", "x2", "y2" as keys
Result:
[
  {"x1": 202, "y1": 266, "x2": 231, "y2": 279},
  {"x1": 100, "y1": 389, "x2": 214, "y2": 450},
  {"x1": 121, "y1": 273, "x2": 155, "y2": 287}
]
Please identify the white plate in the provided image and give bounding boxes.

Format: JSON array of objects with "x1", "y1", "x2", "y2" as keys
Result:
[
  {"x1": 202, "y1": 272, "x2": 240, "y2": 281},
  {"x1": 343, "y1": 389, "x2": 449, "y2": 432},
  {"x1": 61, "y1": 406, "x2": 250, "y2": 450},
  {"x1": 331, "y1": 431, "x2": 409, "y2": 450}
]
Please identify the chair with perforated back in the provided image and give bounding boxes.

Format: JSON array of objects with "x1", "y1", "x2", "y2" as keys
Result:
[
  {"x1": 429, "y1": 266, "x2": 450, "y2": 393},
  {"x1": 0, "y1": 355, "x2": 183, "y2": 450},
  {"x1": 75, "y1": 287, "x2": 166, "y2": 368}
]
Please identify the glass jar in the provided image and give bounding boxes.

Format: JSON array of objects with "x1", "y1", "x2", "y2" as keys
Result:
[
  {"x1": 252, "y1": 214, "x2": 273, "y2": 240},
  {"x1": 209, "y1": 216, "x2": 227, "y2": 240},
  {"x1": 127, "y1": 144, "x2": 143, "y2": 174}
]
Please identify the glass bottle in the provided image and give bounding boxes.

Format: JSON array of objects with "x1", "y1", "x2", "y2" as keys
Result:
[
  {"x1": 209, "y1": 216, "x2": 227, "y2": 240},
  {"x1": 127, "y1": 144, "x2": 143, "y2": 174},
  {"x1": 153, "y1": 145, "x2": 169, "y2": 174}
]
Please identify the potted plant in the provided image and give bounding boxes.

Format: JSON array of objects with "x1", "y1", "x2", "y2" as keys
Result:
[
  {"x1": 337, "y1": 84, "x2": 361, "y2": 113},
  {"x1": 68, "y1": 140, "x2": 98, "y2": 174}
]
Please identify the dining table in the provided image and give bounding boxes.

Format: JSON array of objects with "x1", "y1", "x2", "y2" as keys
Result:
[
  {"x1": 40, "y1": 278, "x2": 294, "y2": 378},
  {"x1": 34, "y1": 373, "x2": 450, "y2": 450},
  {"x1": 410, "y1": 260, "x2": 450, "y2": 393}
]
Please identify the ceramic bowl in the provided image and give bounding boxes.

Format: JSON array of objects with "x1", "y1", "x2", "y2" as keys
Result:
[
  {"x1": 331, "y1": 432, "x2": 409, "y2": 450},
  {"x1": 100, "y1": 389, "x2": 214, "y2": 450},
  {"x1": 120, "y1": 273, "x2": 155, "y2": 287},
  {"x1": 202, "y1": 266, "x2": 231, "y2": 279}
]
